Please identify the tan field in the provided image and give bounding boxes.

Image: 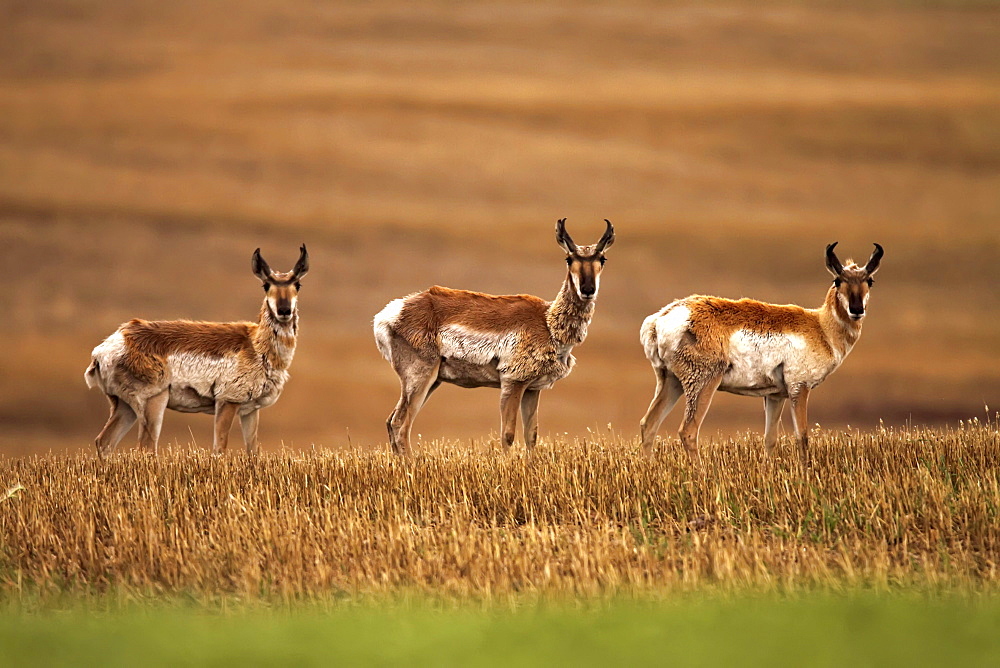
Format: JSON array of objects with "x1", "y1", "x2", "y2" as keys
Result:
[
  {"x1": 3, "y1": 423, "x2": 998, "y2": 600},
  {"x1": 0, "y1": 0, "x2": 998, "y2": 455}
]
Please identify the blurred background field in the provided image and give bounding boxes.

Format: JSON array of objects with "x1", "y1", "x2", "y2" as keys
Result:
[{"x1": 0, "y1": 0, "x2": 997, "y2": 454}]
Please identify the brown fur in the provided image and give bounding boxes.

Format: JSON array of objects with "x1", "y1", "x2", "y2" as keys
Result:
[
  {"x1": 396, "y1": 286, "x2": 553, "y2": 352},
  {"x1": 117, "y1": 318, "x2": 258, "y2": 384},
  {"x1": 681, "y1": 295, "x2": 835, "y2": 358}
]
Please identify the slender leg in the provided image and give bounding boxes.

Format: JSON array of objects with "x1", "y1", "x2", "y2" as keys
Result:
[
  {"x1": 387, "y1": 340, "x2": 441, "y2": 457},
  {"x1": 138, "y1": 389, "x2": 169, "y2": 455},
  {"x1": 420, "y1": 380, "x2": 441, "y2": 410},
  {"x1": 213, "y1": 401, "x2": 240, "y2": 455},
  {"x1": 240, "y1": 410, "x2": 260, "y2": 454},
  {"x1": 95, "y1": 395, "x2": 137, "y2": 458},
  {"x1": 678, "y1": 373, "x2": 723, "y2": 466},
  {"x1": 520, "y1": 389, "x2": 541, "y2": 449},
  {"x1": 789, "y1": 386, "x2": 812, "y2": 466},
  {"x1": 499, "y1": 380, "x2": 528, "y2": 449},
  {"x1": 639, "y1": 367, "x2": 683, "y2": 455},
  {"x1": 763, "y1": 395, "x2": 786, "y2": 455}
]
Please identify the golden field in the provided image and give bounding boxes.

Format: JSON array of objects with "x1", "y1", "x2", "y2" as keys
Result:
[
  {"x1": 0, "y1": 1, "x2": 998, "y2": 455},
  {"x1": 1, "y1": 423, "x2": 998, "y2": 602}
]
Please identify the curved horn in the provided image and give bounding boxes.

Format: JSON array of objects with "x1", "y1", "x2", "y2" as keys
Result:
[
  {"x1": 555, "y1": 218, "x2": 577, "y2": 254},
  {"x1": 864, "y1": 243, "x2": 884, "y2": 276},
  {"x1": 251, "y1": 248, "x2": 272, "y2": 282},
  {"x1": 595, "y1": 219, "x2": 616, "y2": 252},
  {"x1": 293, "y1": 243, "x2": 310, "y2": 279},
  {"x1": 825, "y1": 242, "x2": 843, "y2": 277}
]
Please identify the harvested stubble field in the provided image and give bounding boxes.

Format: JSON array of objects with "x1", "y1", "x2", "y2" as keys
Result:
[{"x1": 3, "y1": 422, "x2": 998, "y2": 604}]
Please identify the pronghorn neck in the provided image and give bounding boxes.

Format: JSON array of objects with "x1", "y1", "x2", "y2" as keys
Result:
[
  {"x1": 253, "y1": 301, "x2": 298, "y2": 371},
  {"x1": 546, "y1": 272, "x2": 596, "y2": 349},
  {"x1": 818, "y1": 284, "x2": 862, "y2": 356}
]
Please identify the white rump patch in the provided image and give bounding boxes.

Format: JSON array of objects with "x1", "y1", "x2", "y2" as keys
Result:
[
  {"x1": 91, "y1": 330, "x2": 127, "y2": 364},
  {"x1": 86, "y1": 330, "x2": 127, "y2": 390},
  {"x1": 648, "y1": 304, "x2": 691, "y2": 361},
  {"x1": 439, "y1": 324, "x2": 519, "y2": 366},
  {"x1": 373, "y1": 297, "x2": 407, "y2": 361}
]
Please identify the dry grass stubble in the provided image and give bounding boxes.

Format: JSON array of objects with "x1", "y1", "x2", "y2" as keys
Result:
[{"x1": 1, "y1": 422, "x2": 998, "y2": 603}]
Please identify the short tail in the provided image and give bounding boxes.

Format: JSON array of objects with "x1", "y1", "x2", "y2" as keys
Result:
[
  {"x1": 84, "y1": 359, "x2": 102, "y2": 390},
  {"x1": 640, "y1": 313, "x2": 662, "y2": 366},
  {"x1": 373, "y1": 297, "x2": 407, "y2": 363}
]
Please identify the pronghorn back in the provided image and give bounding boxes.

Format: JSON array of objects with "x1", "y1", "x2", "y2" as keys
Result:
[
  {"x1": 376, "y1": 286, "x2": 550, "y2": 355},
  {"x1": 90, "y1": 318, "x2": 259, "y2": 385},
  {"x1": 643, "y1": 295, "x2": 832, "y2": 362}
]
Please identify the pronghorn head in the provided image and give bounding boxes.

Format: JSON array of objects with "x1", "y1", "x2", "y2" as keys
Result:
[
  {"x1": 252, "y1": 244, "x2": 310, "y2": 324},
  {"x1": 556, "y1": 218, "x2": 615, "y2": 301},
  {"x1": 825, "y1": 242, "x2": 883, "y2": 322}
]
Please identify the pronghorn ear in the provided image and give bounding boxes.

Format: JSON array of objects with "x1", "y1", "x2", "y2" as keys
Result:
[
  {"x1": 555, "y1": 218, "x2": 578, "y2": 255},
  {"x1": 293, "y1": 243, "x2": 310, "y2": 280},
  {"x1": 252, "y1": 248, "x2": 273, "y2": 283},
  {"x1": 864, "y1": 243, "x2": 884, "y2": 276},
  {"x1": 595, "y1": 219, "x2": 615, "y2": 252},
  {"x1": 825, "y1": 242, "x2": 844, "y2": 277}
]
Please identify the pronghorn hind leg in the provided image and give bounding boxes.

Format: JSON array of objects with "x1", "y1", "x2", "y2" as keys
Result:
[
  {"x1": 212, "y1": 401, "x2": 240, "y2": 455},
  {"x1": 520, "y1": 389, "x2": 541, "y2": 450},
  {"x1": 639, "y1": 367, "x2": 683, "y2": 455},
  {"x1": 678, "y1": 372, "x2": 723, "y2": 466},
  {"x1": 789, "y1": 386, "x2": 812, "y2": 466},
  {"x1": 763, "y1": 395, "x2": 786, "y2": 456},
  {"x1": 387, "y1": 339, "x2": 440, "y2": 456},
  {"x1": 240, "y1": 410, "x2": 260, "y2": 455},
  {"x1": 137, "y1": 389, "x2": 169, "y2": 455},
  {"x1": 95, "y1": 395, "x2": 137, "y2": 457},
  {"x1": 499, "y1": 380, "x2": 528, "y2": 449}
]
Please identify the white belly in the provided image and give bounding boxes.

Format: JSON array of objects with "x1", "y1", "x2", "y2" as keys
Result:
[{"x1": 720, "y1": 330, "x2": 801, "y2": 396}]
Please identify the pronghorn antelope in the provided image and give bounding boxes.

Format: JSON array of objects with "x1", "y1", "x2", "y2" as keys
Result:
[
  {"x1": 374, "y1": 219, "x2": 615, "y2": 455},
  {"x1": 639, "y1": 242, "x2": 883, "y2": 464},
  {"x1": 84, "y1": 245, "x2": 309, "y2": 457}
]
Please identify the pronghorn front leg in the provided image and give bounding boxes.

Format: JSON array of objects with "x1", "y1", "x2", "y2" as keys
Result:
[
  {"x1": 678, "y1": 372, "x2": 723, "y2": 466},
  {"x1": 789, "y1": 386, "x2": 812, "y2": 466},
  {"x1": 387, "y1": 346, "x2": 440, "y2": 457},
  {"x1": 640, "y1": 367, "x2": 683, "y2": 455},
  {"x1": 138, "y1": 389, "x2": 169, "y2": 455},
  {"x1": 499, "y1": 380, "x2": 528, "y2": 449},
  {"x1": 520, "y1": 389, "x2": 541, "y2": 449},
  {"x1": 240, "y1": 410, "x2": 260, "y2": 455},
  {"x1": 763, "y1": 395, "x2": 786, "y2": 455},
  {"x1": 95, "y1": 395, "x2": 137, "y2": 458},
  {"x1": 213, "y1": 401, "x2": 240, "y2": 455}
]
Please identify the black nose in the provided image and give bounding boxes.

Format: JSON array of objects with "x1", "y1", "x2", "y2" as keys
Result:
[{"x1": 277, "y1": 306, "x2": 292, "y2": 317}]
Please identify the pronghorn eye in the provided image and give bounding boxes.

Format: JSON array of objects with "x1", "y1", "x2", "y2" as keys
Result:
[
  {"x1": 262, "y1": 282, "x2": 270, "y2": 292},
  {"x1": 833, "y1": 278, "x2": 842, "y2": 287},
  {"x1": 566, "y1": 257, "x2": 573, "y2": 266}
]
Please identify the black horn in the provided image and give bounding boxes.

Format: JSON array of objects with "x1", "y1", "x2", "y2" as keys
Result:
[
  {"x1": 825, "y1": 242, "x2": 843, "y2": 277},
  {"x1": 555, "y1": 218, "x2": 577, "y2": 254},
  {"x1": 293, "y1": 243, "x2": 310, "y2": 279},
  {"x1": 251, "y1": 248, "x2": 272, "y2": 282},
  {"x1": 864, "y1": 243, "x2": 884, "y2": 275},
  {"x1": 595, "y1": 219, "x2": 616, "y2": 252}
]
